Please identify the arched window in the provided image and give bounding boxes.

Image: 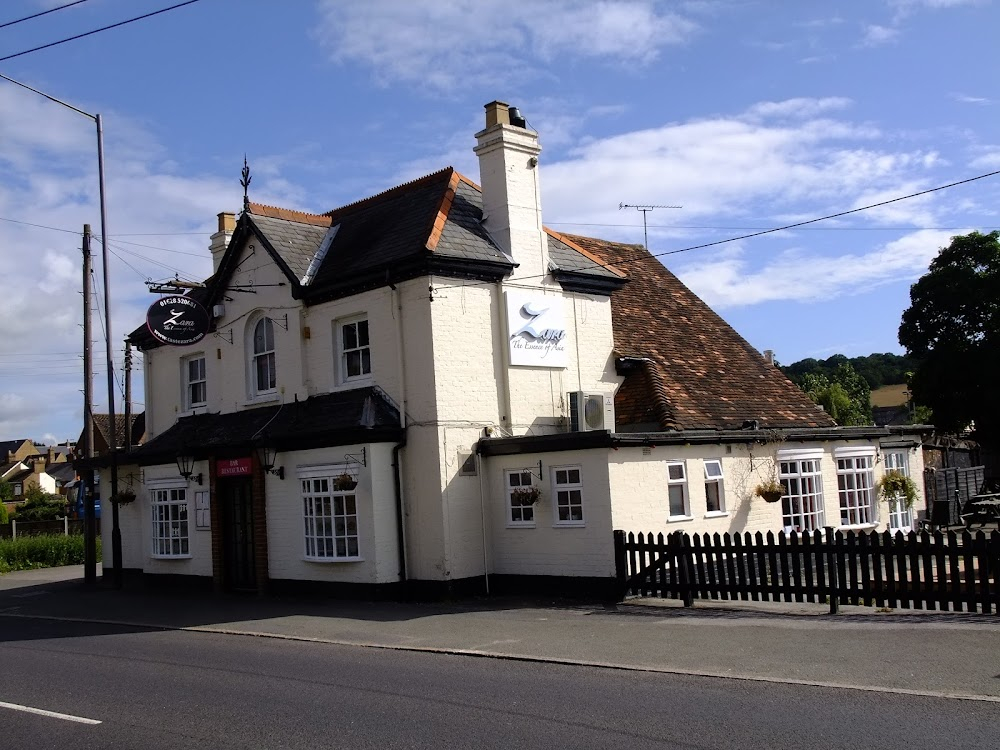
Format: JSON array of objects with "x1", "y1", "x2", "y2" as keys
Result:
[{"x1": 250, "y1": 316, "x2": 276, "y2": 395}]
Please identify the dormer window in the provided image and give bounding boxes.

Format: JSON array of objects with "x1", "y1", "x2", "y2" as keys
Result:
[{"x1": 248, "y1": 314, "x2": 277, "y2": 397}]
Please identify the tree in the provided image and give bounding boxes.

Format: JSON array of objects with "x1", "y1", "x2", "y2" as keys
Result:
[
  {"x1": 12, "y1": 485, "x2": 67, "y2": 522},
  {"x1": 899, "y1": 231, "x2": 1000, "y2": 437},
  {"x1": 798, "y1": 363, "x2": 872, "y2": 426}
]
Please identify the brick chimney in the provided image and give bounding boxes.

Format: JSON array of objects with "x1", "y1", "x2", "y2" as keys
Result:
[
  {"x1": 210, "y1": 212, "x2": 236, "y2": 274},
  {"x1": 474, "y1": 101, "x2": 549, "y2": 283}
]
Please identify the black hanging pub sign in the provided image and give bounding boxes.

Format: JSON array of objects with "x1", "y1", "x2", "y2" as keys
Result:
[{"x1": 146, "y1": 296, "x2": 211, "y2": 346}]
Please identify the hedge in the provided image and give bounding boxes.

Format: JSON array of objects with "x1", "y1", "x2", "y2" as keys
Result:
[{"x1": 0, "y1": 534, "x2": 100, "y2": 574}]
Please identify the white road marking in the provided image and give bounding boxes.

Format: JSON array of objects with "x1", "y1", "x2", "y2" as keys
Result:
[{"x1": 0, "y1": 701, "x2": 101, "y2": 725}]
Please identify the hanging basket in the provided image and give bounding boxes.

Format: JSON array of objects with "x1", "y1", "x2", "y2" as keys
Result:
[
  {"x1": 754, "y1": 480, "x2": 784, "y2": 504},
  {"x1": 110, "y1": 488, "x2": 136, "y2": 506},
  {"x1": 511, "y1": 486, "x2": 540, "y2": 505},
  {"x1": 333, "y1": 472, "x2": 357, "y2": 491}
]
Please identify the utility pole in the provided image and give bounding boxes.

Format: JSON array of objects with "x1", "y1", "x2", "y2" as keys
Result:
[
  {"x1": 0, "y1": 73, "x2": 122, "y2": 588},
  {"x1": 124, "y1": 342, "x2": 132, "y2": 453},
  {"x1": 618, "y1": 203, "x2": 682, "y2": 252},
  {"x1": 82, "y1": 225, "x2": 97, "y2": 586}
]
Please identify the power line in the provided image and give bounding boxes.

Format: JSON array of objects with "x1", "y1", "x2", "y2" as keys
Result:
[
  {"x1": 432, "y1": 168, "x2": 1000, "y2": 292},
  {"x1": 516, "y1": 168, "x2": 1000, "y2": 282},
  {"x1": 547, "y1": 222, "x2": 1000, "y2": 232},
  {"x1": 0, "y1": 0, "x2": 204, "y2": 63},
  {"x1": 0, "y1": 0, "x2": 92, "y2": 30}
]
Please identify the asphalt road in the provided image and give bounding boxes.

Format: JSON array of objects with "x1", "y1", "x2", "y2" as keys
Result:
[{"x1": 1, "y1": 617, "x2": 997, "y2": 749}]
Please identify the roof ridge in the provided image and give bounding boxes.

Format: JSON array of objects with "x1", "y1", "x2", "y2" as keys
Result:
[
  {"x1": 247, "y1": 203, "x2": 333, "y2": 227},
  {"x1": 426, "y1": 170, "x2": 462, "y2": 252},
  {"x1": 324, "y1": 167, "x2": 455, "y2": 222}
]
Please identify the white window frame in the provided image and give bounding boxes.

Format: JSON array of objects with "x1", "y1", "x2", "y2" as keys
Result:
[
  {"x1": 248, "y1": 314, "x2": 277, "y2": 399},
  {"x1": 883, "y1": 450, "x2": 913, "y2": 534},
  {"x1": 778, "y1": 449, "x2": 825, "y2": 532},
  {"x1": 835, "y1": 448, "x2": 877, "y2": 528},
  {"x1": 506, "y1": 468, "x2": 536, "y2": 527},
  {"x1": 337, "y1": 315, "x2": 372, "y2": 386},
  {"x1": 149, "y1": 484, "x2": 190, "y2": 558},
  {"x1": 704, "y1": 459, "x2": 726, "y2": 516},
  {"x1": 182, "y1": 353, "x2": 207, "y2": 411},
  {"x1": 299, "y1": 467, "x2": 361, "y2": 561},
  {"x1": 666, "y1": 461, "x2": 690, "y2": 521},
  {"x1": 551, "y1": 465, "x2": 585, "y2": 527}
]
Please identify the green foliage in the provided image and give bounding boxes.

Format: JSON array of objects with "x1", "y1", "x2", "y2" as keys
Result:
[
  {"x1": 899, "y1": 230, "x2": 1000, "y2": 437},
  {"x1": 781, "y1": 352, "x2": 916, "y2": 390},
  {"x1": 13, "y1": 486, "x2": 67, "y2": 522},
  {"x1": 0, "y1": 501, "x2": 8, "y2": 525},
  {"x1": 876, "y1": 472, "x2": 919, "y2": 509},
  {"x1": 0, "y1": 534, "x2": 99, "y2": 574},
  {"x1": 797, "y1": 363, "x2": 872, "y2": 426},
  {"x1": 0, "y1": 479, "x2": 12, "y2": 503}
]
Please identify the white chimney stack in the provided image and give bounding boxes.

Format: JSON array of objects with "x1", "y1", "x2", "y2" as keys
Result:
[
  {"x1": 474, "y1": 101, "x2": 549, "y2": 283},
  {"x1": 209, "y1": 212, "x2": 236, "y2": 274}
]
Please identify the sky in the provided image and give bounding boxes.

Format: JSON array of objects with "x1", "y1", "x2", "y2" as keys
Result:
[{"x1": 1, "y1": 0, "x2": 998, "y2": 444}]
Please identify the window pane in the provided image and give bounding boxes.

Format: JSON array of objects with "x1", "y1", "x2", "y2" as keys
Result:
[
  {"x1": 706, "y1": 482, "x2": 721, "y2": 512},
  {"x1": 343, "y1": 323, "x2": 357, "y2": 350},
  {"x1": 357, "y1": 320, "x2": 369, "y2": 346},
  {"x1": 668, "y1": 463, "x2": 685, "y2": 480},
  {"x1": 668, "y1": 485, "x2": 686, "y2": 516}
]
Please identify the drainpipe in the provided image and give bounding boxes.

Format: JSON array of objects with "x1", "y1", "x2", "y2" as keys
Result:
[
  {"x1": 392, "y1": 282, "x2": 408, "y2": 584},
  {"x1": 392, "y1": 439, "x2": 407, "y2": 584},
  {"x1": 496, "y1": 280, "x2": 514, "y2": 433},
  {"x1": 478, "y1": 449, "x2": 490, "y2": 594}
]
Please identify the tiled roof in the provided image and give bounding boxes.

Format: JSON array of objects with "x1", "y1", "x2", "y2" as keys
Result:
[
  {"x1": 562, "y1": 234, "x2": 836, "y2": 431},
  {"x1": 123, "y1": 387, "x2": 402, "y2": 465},
  {"x1": 87, "y1": 413, "x2": 146, "y2": 452}
]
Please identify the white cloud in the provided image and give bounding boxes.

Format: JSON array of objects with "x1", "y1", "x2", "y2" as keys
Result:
[
  {"x1": 951, "y1": 93, "x2": 992, "y2": 105},
  {"x1": 969, "y1": 147, "x2": 1000, "y2": 169},
  {"x1": 313, "y1": 0, "x2": 698, "y2": 90},
  {"x1": 672, "y1": 229, "x2": 960, "y2": 308},
  {"x1": 744, "y1": 97, "x2": 852, "y2": 121},
  {"x1": 860, "y1": 24, "x2": 900, "y2": 46}
]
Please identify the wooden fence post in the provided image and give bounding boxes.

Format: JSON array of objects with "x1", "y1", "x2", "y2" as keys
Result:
[
  {"x1": 825, "y1": 526, "x2": 839, "y2": 614},
  {"x1": 613, "y1": 530, "x2": 627, "y2": 601},
  {"x1": 677, "y1": 532, "x2": 694, "y2": 607}
]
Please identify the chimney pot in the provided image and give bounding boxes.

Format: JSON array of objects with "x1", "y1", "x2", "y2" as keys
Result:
[
  {"x1": 763, "y1": 349, "x2": 775, "y2": 365},
  {"x1": 484, "y1": 100, "x2": 510, "y2": 129}
]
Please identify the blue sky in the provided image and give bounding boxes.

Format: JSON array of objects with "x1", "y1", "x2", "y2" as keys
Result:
[{"x1": 1, "y1": 0, "x2": 998, "y2": 443}]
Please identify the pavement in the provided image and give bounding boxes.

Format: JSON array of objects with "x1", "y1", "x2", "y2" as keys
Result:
[{"x1": 2, "y1": 565, "x2": 999, "y2": 702}]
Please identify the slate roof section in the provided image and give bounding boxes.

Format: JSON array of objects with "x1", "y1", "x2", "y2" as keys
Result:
[
  {"x1": 245, "y1": 212, "x2": 332, "y2": 282},
  {"x1": 562, "y1": 234, "x2": 837, "y2": 431},
  {"x1": 130, "y1": 167, "x2": 625, "y2": 349},
  {"x1": 122, "y1": 387, "x2": 402, "y2": 466}
]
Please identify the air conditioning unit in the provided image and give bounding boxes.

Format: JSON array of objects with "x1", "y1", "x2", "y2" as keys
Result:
[{"x1": 568, "y1": 391, "x2": 615, "y2": 432}]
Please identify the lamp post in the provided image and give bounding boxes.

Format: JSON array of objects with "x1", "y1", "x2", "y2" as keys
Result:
[{"x1": 0, "y1": 72, "x2": 122, "y2": 588}]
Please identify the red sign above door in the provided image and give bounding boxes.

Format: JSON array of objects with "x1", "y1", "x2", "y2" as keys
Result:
[{"x1": 217, "y1": 457, "x2": 252, "y2": 477}]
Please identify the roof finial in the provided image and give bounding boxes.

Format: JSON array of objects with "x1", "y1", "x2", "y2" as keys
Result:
[{"x1": 241, "y1": 155, "x2": 252, "y2": 214}]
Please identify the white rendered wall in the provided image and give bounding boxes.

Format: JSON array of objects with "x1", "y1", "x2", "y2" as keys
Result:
[
  {"x1": 99, "y1": 460, "x2": 213, "y2": 578},
  {"x1": 609, "y1": 439, "x2": 927, "y2": 538},
  {"x1": 265, "y1": 443, "x2": 400, "y2": 585},
  {"x1": 485, "y1": 449, "x2": 615, "y2": 578}
]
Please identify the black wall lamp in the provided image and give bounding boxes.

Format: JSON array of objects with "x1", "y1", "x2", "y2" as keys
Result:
[
  {"x1": 176, "y1": 453, "x2": 203, "y2": 485},
  {"x1": 254, "y1": 444, "x2": 285, "y2": 479}
]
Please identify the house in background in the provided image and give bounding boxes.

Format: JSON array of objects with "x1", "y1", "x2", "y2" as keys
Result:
[{"x1": 95, "y1": 101, "x2": 928, "y2": 599}]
